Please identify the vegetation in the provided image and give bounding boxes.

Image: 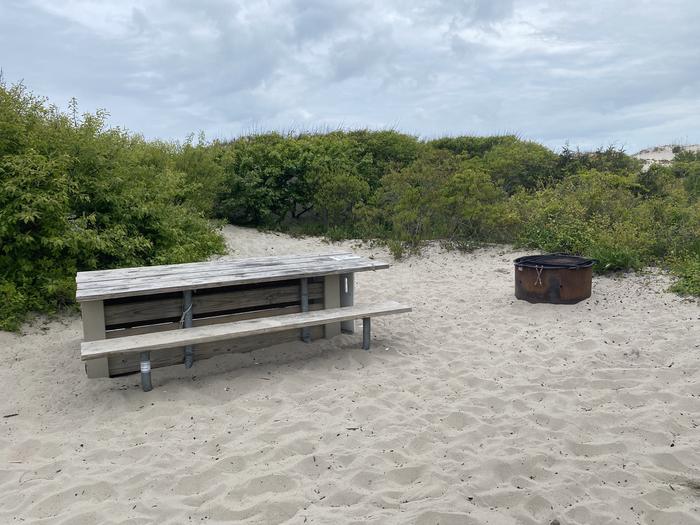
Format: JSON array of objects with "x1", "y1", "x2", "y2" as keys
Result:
[
  {"x1": 207, "y1": 133, "x2": 698, "y2": 297},
  {"x1": 1, "y1": 81, "x2": 698, "y2": 329},
  {"x1": 0, "y1": 81, "x2": 225, "y2": 330}
]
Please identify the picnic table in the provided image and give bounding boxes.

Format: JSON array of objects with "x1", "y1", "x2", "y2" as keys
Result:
[{"x1": 76, "y1": 252, "x2": 410, "y2": 391}]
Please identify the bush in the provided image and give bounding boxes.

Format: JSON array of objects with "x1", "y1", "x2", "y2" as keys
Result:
[
  {"x1": 673, "y1": 149, "x2": 700, "y2": 162},
  {"x1": 386, "y1": 239, "x2": 406, "y2": 260},
  {"x1": 371, "y1": 149, "x2": 461, "y2": 243},
  {"x1": 344, "y1": 129, "x2": 422, "y2": 188},
  {"x1": 635, "y1": 164, "x2": 672, "y2": 197},
  {"x1": 437, "y1": 167, "x2": 514, "y2": 242},
  {"x1": 669, "y1": 158, "x2": 700, "y2": 200},
  {"x1": 558, "y1": 144, "x2": 641, "y2": 177},
  {"x1": 426, "y1": 134, "x2": 518, "y2": 158},
  {"x1": 209, "y1": 127, "x2": 698, "y2": 298},
  {"x1": 365, "y1": 149, "x2": 516, "y2": 247},
  {"x1": 214, "y1": 130, "x2": 423, "y2": 234},
  {"x1": 514, "y1": 170, "x2": 659, "y2": 272},
  {"x1": 174, "y1": 134, "x2": 230, "y2": 217},
  {"x1": 670, "y1": 255, "x2": 700, "y2": 296},
  {"x1": 4, "y1": 77, "x2": 698, "y2": 319},
  {"x1": 313, "y1": 169, "x2": 370, "y2": 229},
  {"x1": 0, "y1": 81, "x2": 225, "y2": 330},
  {"x1": 215, "y1": 133, "x2": 313, "y2": 226},
  {"x1": 477, "y1": 139, "x2": 560, "y2": 193}
]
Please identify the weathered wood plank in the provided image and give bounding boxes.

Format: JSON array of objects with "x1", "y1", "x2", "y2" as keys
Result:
[
  {"x1": 78, "y1": 252, "x2": 353, "y2": 283},
  {"x1": 105, "y1": 303, "x2": 323, "y2": 338},
  {"x1": 340, "y1": 273, "x2": 355, "y2": 333},
  {"x1": 82, "y1": 302, "x2": 412, "y2": 359},
  {"x1": 107, "y1": 326, "x2": 325, "y2": 376},
  {"x1": 76, "y1": 254, "x2": 361, "y2": 287},
  {"x1": 323, "y1": 274, "x2": 341, "y2": 338},
  {"x1": 76, "y1": 253, "x2": 389, "y2": 302},
  {"x1": 103, "y1": 282, "x2": 323, "y2": 327},
  {"x1": 77, "y1": 260, "x2": 388, "y2": 301},
  {"x1": 81, "y1": 301, "x2": 109, "y2": 378}
]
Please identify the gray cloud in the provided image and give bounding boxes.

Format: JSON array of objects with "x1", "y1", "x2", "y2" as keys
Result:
[{"x1": 1, "y1": 0, "x2": 698, "y2": 151}]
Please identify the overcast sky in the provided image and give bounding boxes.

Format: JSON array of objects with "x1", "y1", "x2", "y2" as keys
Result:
[{"x1": 2, "y1": 0, "x2": 699, "y2": 152}]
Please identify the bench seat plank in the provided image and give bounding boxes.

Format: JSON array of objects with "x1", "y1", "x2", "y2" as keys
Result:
[
  {"x1": 82, "y1": 301, "x2": 411, "y2": 360},
  {"x1": 76, "y1": 253, "x2": 389, "y2": 302}
]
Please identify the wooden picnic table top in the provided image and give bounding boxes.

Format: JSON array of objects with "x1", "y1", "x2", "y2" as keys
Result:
[{"x1": 76, "y1": 252, "x2": 389, "y2": 302}]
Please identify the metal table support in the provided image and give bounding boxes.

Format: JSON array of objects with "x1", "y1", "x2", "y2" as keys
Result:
[
  {"x1": 362, "y1": 318, "x2": 371, "y2": 350},
  {"x1": 140, "y1": 351, "x2": 153, "y2": 392},
  {"x1": 300, "y1": 278, "x2": 311, "y2": 343},
  {"x1": 183, "y1": 290, "x2": 194, "y2": 368}
]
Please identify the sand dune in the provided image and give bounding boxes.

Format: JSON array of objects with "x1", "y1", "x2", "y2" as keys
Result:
[
  {"x1": 1, "y1": 226, "x2": 698, "y2": 524},
  {"x1": 633, "y1": 144, "x2": 700, "y2": 169}
]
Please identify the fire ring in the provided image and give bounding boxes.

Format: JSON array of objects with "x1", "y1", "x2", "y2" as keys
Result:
[{"x1": 514, "y1": 254, "x2": 596, "y2": 304}]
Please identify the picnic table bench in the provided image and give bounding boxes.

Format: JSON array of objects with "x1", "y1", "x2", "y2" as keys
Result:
[{"x1": 76, "y1": 252, "x2": 411, "y2": 391}]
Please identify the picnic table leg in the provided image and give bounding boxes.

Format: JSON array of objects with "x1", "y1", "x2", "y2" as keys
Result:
[
  {"x1": 340, "y1": 273, "x2": 355, "y2": 334},
  {"x1": 81, "y1": 300, "x2": 110, "y2": 378},
  {"x1": 323, "y1": 275, "x2": 341, "y2": 338},
  {"x1": 362, "y1": 318, "x2": 371, "y2": 350},
  {"x1": 300, "y1": 278, "x2": 311, "y2": 343},
  {"x1": 183, "y1": 290, "x2": 194, "y2": 368},
  {"x1": 140, "y1": 351, "x2": 153, "y2": 392}
]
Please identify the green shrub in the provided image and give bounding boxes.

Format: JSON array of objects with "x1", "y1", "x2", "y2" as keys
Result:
[
  {"x1": 214, "y1": 130, "x2": 423, "y2": 234},
  {"x1": 673, "y1": 150, "x2": 700, "y2": 162},
  {"x1": 386, "y1": 239, "x2": 405, "y2": 260},
  {"x1": 207, "y1": 130, "x2": 699, "y2": 297},
  {"x1": 587, "y1": 220, "x2": 652, "y2": 271},
  {"x1": 636, "y1": 164, "x2": 674, "y2": 197},
  {"x1": 426, "y1": 134, "x2": 518, "y2": 158},
  {"x1": 4, "y1": 76, "x2": 699, "y2": 327},
  {"x1": 0, "y1": 81, "x2": 225, "y2": 330},
  {"x1": 371, "y1": 149, "x2": 461, "y2": 243},
  {"x1": 558, "y1": 144, "x2": 641, "y2": 177},
  {"x1": 669, "y1": 159, "x2": 700, "y2": 200},
  {"x1": 478, "y1": 139, "x2": 560, "y2": 193},
  {"x1": 215, "y1": 133, "x2": 313, "y2": 225},
  {"x1": 515, "y1": 189, "x2": 595, "y2": 254},
  {"x1": 670, "y1": 255, "x2": 700, "y2": 296},
  {"x1": 174, "y1": 134, "x2": 230, "y2": 217},
  {"x1": 514, "y1": 170, "x2": 662, "y2": 272},
  {"x1": 313, "y1": 169, "x2": 370, "y2": 229},
  {"x1": 0, "y1": 281, "x2": 28, "y2": 331},
  {"x1": 344, "y1": 129, "x2": 422, "y2": 188},
  {"x1": 437, "y1": 167, "x2": 514, "y2": 242}
]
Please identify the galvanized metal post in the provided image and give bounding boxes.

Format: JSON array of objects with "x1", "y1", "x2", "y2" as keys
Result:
[
  {"x1": 183, "y1": 290, "x2": 194, "y2": 368},
  {"x1": 300, "y1": 278, "x2": 310, "y2": 343},
  {"x1": 140, "y1": 351, "x2": 153, "y2": 392},
  {"x1": 362, "y1": 317, "x2": 371, "y2": 350},
  {"x1": 340, "y1": 273, "x2": 355, "y2": 334}
]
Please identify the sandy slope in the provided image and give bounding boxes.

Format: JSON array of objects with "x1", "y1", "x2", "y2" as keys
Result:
[
  {"x1": 633, "y1": 144, "x2": 700, "y2": 169},
  {"x1": 1, "y1": 226, "x2": 699, "y2": 525}
]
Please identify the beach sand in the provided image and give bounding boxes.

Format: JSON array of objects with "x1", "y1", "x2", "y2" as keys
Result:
[{"x1": 1, "y1": 226, "x2": 699, "y2": 524}]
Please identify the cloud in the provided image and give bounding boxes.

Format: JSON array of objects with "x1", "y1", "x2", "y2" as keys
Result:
[{"x1": 1, "y1": 0, "x2": 698, "y2": 151}]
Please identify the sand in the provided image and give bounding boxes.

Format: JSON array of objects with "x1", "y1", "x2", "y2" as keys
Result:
[
  {"x1": 633, "y1": 144, "x2": 700, "y2": 169},
  {"x1": 1, "y1": 226, "x2": 699, "y2": 525}
]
